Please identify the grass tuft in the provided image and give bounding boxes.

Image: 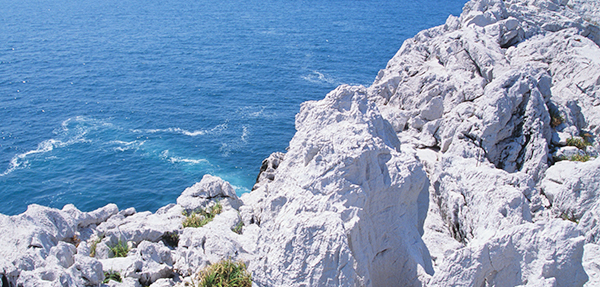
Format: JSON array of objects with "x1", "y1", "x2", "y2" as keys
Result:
[
  {"x1": 196, "y1": 259, "x2": 252, "y2": 287},
  {"x1": 569, "y1": 154, "x2": 591, "y2": 162},
  {"x1": 566, "y1": 137, "x2": 591, "y2": 150},
  {"x1": 109, "y1": 240, "x2": 130, "y2": 258},
  {"x1": 560, "y1": 211, "x2": 579, "y2": 224},
  {"x1": 90, "y1": 234, "x2": 104, "y2": 258},
  {"x1": 103, "y1": 270, "x2": 122, "y2": 283},
  {"x1": 232, "y1": 221, "x2": 244, "y2": 234},
  {"x1": 183, "y1": 201, "x2": 223, "y2": 228}
]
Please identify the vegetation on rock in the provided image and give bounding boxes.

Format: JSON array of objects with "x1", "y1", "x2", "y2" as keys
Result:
[
  {"x1": 109, "y1": 240, "x2": 130, "y2": 258},
  {"x1": 103, "y1": 270, "x2": 122, "y2": 283},
  {"x1": 194, "y1": 259, "x2": 252, "y2": 287},
  {"x1": 182, "y1": 201, "x2": 223, "y2": 228}
]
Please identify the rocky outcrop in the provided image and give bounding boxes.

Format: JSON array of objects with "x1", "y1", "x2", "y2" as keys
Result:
[
  {"x1": 246, "y1": 85, "x2": 433, "y2": 286},
  {"x1": 2, "y1": 0, "x2": 600, "y2": 286},
  {"x1": 0, "y1": 175, "x2": 248, "y2": 287},
  {"x1": 361, "y1": 0, "x2": 599, "y2": 285}
]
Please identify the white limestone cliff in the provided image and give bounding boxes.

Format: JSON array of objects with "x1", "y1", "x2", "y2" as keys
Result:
[{"x1": 1, "y1": 0, "x2": 599, "y2": 286}]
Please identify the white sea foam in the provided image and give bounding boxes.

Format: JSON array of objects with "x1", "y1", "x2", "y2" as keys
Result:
[
  {"x1": 131, "y1": 123, "x2": 227, "y2": 137},
  {"x1": 301, "y1": 71, "x2": 339, "y2": 85},
  {"x1": 160, "y1": 150, "x2": 209, "y2": 165},
  {"x1": 241, "y1": 126, "x2": 250, "y2": 142},
  {"x1": 169, "y1": 157, "x2": 209, "y2": 164},
  {"x1": 1, "y1": 116, "x2": 105, "y2": 176},
  {"x1": 0, "y1": 138, "x2": 84, "y2": 176},
  {"x1": 231, "y1": 184, "x2": 251, "y2": 193},
  {"x1": 109, "y1": 140, "x2": 145, "y2": 152}
]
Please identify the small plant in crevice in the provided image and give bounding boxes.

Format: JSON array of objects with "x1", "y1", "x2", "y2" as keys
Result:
[
  {"x1": 559, "y1": 211, "x2": 579, "y2": 224},
  {"x1": 549, "y1": 107, "x2": 564, "y2": 128},
  {"x1": 232, "y1": 221, "x2": 244, "y2": 234},
  {"x1": 195, "y1": 259, "x2": 252, "y2": 287},
  {"x1": 90, "y1": 234, "x2": 104, "y2": 258},
  {"x1": 109, "y1": 240, "x2": 130, "y2": 258},
  {"x1": 182, "y1": 201, "x2": 223, "y2": 228},
  {"x1": 103, "y1": 270, "x2": 122, "y2": 283},
  {"x1": 570, "y1": 154, "x2": 591, "y2": 162},
  {"x1": 161, "y1": 231, "x2": 179, "y2": 248},
  {"x1": 566, "y1": 137, "x2": 591, "y2": 150},
  {"x1": 555, "y1": 154, "x2": 592, "y2": 163},
  {"x1": 66, "y1": 234, "x2": 81, "y2": 247}
]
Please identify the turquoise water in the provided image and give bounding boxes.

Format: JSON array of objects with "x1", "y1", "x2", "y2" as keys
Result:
[{"x1": 0, "y1": 0, "x2": 466, "y2": 215}]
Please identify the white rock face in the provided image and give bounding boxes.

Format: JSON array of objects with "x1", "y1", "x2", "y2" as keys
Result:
[
  {"x1": 246, "y1": 85, "x2": 433, "y2": 286},
  {"x1": 355, "y1": 0, "x2": 600, "y2": 284}
]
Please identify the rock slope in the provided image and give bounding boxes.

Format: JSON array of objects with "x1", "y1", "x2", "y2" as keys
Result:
[{"x1": 2, "y1": 0, "x2": 600, "y2": 286}]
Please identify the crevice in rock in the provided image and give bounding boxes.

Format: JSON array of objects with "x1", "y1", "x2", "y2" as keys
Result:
[
  {"x1": 500, "y1": 30, "x2": 521, "y2": 49},
  {"x1": 449, "y1": 217, "x2": 468, "y2": 245},
  {"x1": 2, "y1": 274, "x2": 9, "y2": 287},
  {"x1": 463, "y1": 47, "x2": 486, "y2": 83},
  {"x1": 515, "y1": 133, "x2": 531, "y2": 171},
  {"x1": 489, "y1": 91, "x2": 530, "y2": 172}
]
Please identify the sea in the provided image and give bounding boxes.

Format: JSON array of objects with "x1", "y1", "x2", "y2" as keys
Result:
[{"x1": 0, "y1": 0, "x2": 467, "y2": 215}]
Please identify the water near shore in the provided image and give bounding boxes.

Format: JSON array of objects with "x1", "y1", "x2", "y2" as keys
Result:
[{"x1": 0, "y1": 0, "x2": 466, "y2": 215}]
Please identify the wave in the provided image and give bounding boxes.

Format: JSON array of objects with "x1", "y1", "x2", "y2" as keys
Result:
[
  {"x1": 0, "y1": 117, "x2": 104, "y2": 176},
  {"x1": 231, "y1": 184, "x2": 251, "y2": 194},
  {"x1": 109, "y1": 140, "x2": 145, "y2": 152},
  {"x1": 131, "y1": 123, "x2": 228, "y2": 137},
  {"x1": 0, "y1": 138, "x2": 87, "y2": 177},
  {"x1": 241, "y1": 126, "x2": 250, "y2": 143},
  {"x1": 301, "y1": 71, "x2": 339, "y2": 85},
  {"x1": 160, "y1": 150, "x2": 209, "y2": 165}
]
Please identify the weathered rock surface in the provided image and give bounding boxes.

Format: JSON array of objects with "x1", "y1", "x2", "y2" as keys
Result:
[
  {"x1": 247, "y1": 85, "x2": 433, "y2": 286},
  {"x1": 1, "y1": 0, "x2": 600, "y2": 286},
  {"x1": 364, "y1": 0, "x2": 600, "y2": 285}
]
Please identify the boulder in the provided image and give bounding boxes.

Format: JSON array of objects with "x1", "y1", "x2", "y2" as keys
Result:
[{"x1": 177, "y1": 174, "x2": 243, "y2": 212}]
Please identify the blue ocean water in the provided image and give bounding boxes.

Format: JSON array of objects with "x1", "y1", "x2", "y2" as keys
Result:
[{"x1": 0, "y1": 0, "x2": 466, "y2": 215}]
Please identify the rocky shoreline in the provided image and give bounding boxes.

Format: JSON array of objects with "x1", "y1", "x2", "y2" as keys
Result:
[{"x1": 3, "y1": 0, "x2": 600, "y2": 286}]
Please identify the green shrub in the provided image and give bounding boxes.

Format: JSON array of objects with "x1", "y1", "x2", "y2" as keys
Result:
[
  {"x1": 103, "y1": 270, "x2": 122, "y2": 283},
  {"x1": 109, "y1": 240, "x2": 130, "y2": 258},
  {"x1": 183, "y1": 201, "x2": 223, "y2": 228},
  {"x1": 196, "y1": 259, "x2": 252, "y2": 287}
]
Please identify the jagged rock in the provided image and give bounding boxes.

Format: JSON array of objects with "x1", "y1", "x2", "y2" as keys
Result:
[
  {"x1": 541, "y1": 158, "x2": 600, "y2": 243},
  {"x1": 252, "y1": 152, "x2": 285, "y2": 191},
  {"x1": 174, "y1": 210, "x2": 249, "y2": 277},
  {"x1": 247, "y1": 85, "x2": 433, "y2": 286},
  {"x1": 149, "y1": 278, "x2": 176, "y2": 287},
  {"x1": 67, "y1": 254, "x2": 105, "y2": 286},
  {"x1": 429, "y1": 220, "x2": 588, "y2": 286},
  {"x1": 100, "y1": 241, "x2": 174, "y2": 286},
  {"x1": 177, "y1": 174, "x2": 243, "y2": 211},
  {"x1": 364, "y1": 0, "x2": 600, "y2": 285},
  {"x1": 584, "y1": 243, "x2": 600, "y2": 287},
  {"x1": 0, "y1": 204, "x2": 116, "y2": 286},
  {"x1": 94, "y1": 204, "x2": 184, "y2": 249}
]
